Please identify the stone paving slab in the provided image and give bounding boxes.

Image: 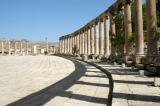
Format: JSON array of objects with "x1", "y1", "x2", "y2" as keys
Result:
[
  {"x1": 96, "y1": 63, "x2": 160, "y2": 106},
  {"x1": 0, "y1": 56, "x2": 109, "y2": 106}
]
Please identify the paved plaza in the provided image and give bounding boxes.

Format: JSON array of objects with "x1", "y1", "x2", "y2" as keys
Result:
[
  {"x1": 0, "y1": 56, "x2": 109, "y2": 106},
  {"x1": 96, "y1": 63, "x2": 160, "y2": 106}
]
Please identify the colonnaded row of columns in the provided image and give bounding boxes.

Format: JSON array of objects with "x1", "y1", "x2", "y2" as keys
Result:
[
  {"x1": 59, "y1": 16, "x2": 110, "y2": 58},
  {"x1": 59, "y1": 0, "x2": 158, "y2": 64},
  {"x1": 0, "y1": 40, "x2": 29, "y2": 55}
]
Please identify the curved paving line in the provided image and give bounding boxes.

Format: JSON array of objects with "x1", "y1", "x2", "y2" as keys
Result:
[
  {"x1": 79, "y1": 60, "x2": 114, "y2": 106},
  {"x1": 7, "y1": 57, "x2": 86, "y2": 106}
]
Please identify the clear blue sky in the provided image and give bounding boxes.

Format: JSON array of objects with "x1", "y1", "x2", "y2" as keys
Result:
[{"x1": 0, "y1": 0, "x2": 117, "y2": 42}]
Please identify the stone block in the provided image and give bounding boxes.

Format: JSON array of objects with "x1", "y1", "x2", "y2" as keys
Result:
[
  {"x1": 82, "y1": 54, "x2": 88, "y2": 61},
  {"x1": 139, "y1": 70, "x2": 153, "y2": 76},
  {"x1": 154, "y1": 77, "x2": 160, "y2": 87},
  {"x1": 113, "y1": 62, "x2": 117, "y2": 65},
  {"x1": 139, "y1": 70, "x2": 145, "y2": 76},
  {"x1": 121, "y1": 63, "x2": 125, "y2": 68}
]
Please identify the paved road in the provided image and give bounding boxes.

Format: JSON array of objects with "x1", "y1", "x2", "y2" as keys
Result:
[{"x1": 0, "y1": 56, "x2": 109, "y2": 106}]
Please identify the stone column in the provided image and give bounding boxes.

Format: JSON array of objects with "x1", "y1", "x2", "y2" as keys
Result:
[
  {"x1": 14, "y1": 42, "x2": 17, "y2": 55},
  {"x1": 75, "y1": 35, "x2": 77, "y2": 47},
  {"x1": 146, "y1": 0, "x2": 158, "y2": 58},
  {"x1": 124, "y1": 1, "x2": 132, "y2": 61},
  {"x1": 1, "y1": 41, "x2": 4, "y2": 55},
  {"x1": 67, "y1": 37, "x2": 69, "y2": 54},
  {"x1": 20, "y1": 41, "x2": 23, "y2": 54},
  {"x1": 59, "y1": 40, "x2": 61, "y2": 53},
  {"x1": 134, "y1": 0, "x2": 144, "y2": 63},
  {"x1": 62, "y1": 39, "x2": 64, "y2": 54},
  {"x1": 62, "y1": 39, "x2": 65, "y2": 54},
  {"x1": 95, "y1": 22, "x2": 99, "y2": 55},
  {"x1": 65, "y1": 38, "x2": 67, "y2": 54},
  {"x1": 87, "y1": 27, "x2": 91, "y2": 55},
  {"x1": 8, "y1": 41, "x2": 11, "y2": 55},
  {"x1": 72, "y1": 35, "x2": 75, "y2": 48},
  {"x1": 77, "y1": 33, "x2": 80, "y2": 55},
  {"x1": 26, "y1": 42, "x2": 29, "y2": 55},
  {"x1": 64, "y1": 38, "x2": 66, "y2": 54},
  {"x1": 61, "y1": 39, "x2": 62, "y2": 54},
  {"x1": 84, "y1": 29, "x2": 88, "y2": 55},
  {"x1": 66, "y1": 37, "x2": 69, "y2": 54},
  {"x1": 74, "y1": 35, "x2": 76, "y2": 47},
  {"x1": 78, "y1": 34, "x2": 81, "y2": 54},
  {"x1": 99, "y1": 19, "x2": 104, "y2": 57},
  {"x1": 91, "y1": 25, "x2": 95, "y2": 55},
  {"x1": 82, "y1": 31, "x2": 85, "y2": 54},
  {"x1": 71, "y1": 35, "x2": 74, "y2": 54},
  {"x1": 79, "y1": 33, "x2": 82, "y2": 54},
  {"x1": 110, "y1": 16, "x2": 116, "y2": 36},
  {"x1": 104, "y1": 16, "x2": 110, "y2": 58},
  {"x1": 45, "y1": 38, "x2": 48, "y2": 53},
  {"x1": 70, "y1": 36, "x2": 72, "y2": 54}
]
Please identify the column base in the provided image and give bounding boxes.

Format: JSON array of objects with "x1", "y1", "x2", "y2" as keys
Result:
[
  {"x1": 82, "y1": 54, "x2": 88, "y2": 61},
  {"x1": 154, "y1": 77, "x2": 160, "y2": 87},
  {"x1": 90, "y1": 54, "x2": 96, "y2": 60},
  {"x1": 123, "y1": 55, "x2": 134, "y2": 63},
  {"x1": 97, "y1": 54, "x2": 104, "y2": 59},
  {"x1": 134, "y1": 54, "x2": 145, "y2": 64}
]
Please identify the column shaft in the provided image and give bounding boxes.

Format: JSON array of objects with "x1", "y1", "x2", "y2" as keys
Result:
[
  {"x1": 15, "y1": 42, "x2": 17, "y2": 55},
  {"x1": 87, "y1": 28, "x2": 91, "y2": 55},
  {"x1": 95, "y1": 23, "x2": 99, "y2": 55},
  {"x1": 70, "y1": 37, "x2": 72, "y2": 54},
  {"x1": 124, "y1": 2, "x2": 132, "y2": 56},
  {"x1": 84, "y1": 30, "x2": 88, "y2": 54},
  {"x1": 135, "y1": 0, "x2": 144, "y2": 56},
  {"x1": 146, "y1": 0, "x2": 158, "y2": 57},
  {"x1": 82, "y1": 32, "x2": 85, "y2": 54},
  {"x1": 104, "y1": 16, "x2": 110, "y2": 58},
  {"x1": 79, "y1": 33, "x2": 82, "y2": 54},
  {"x1": 1, "y1": 41, "x2": 4, "y2": 55},
  {"x1": 91, "y1": 25, "x2": 95, "y2": 54},
  {"x1": 110, "y1": 16, "x2": 116, "y2": 36},
  {"x1": 8, "y1": 41, "x2": 11, "y2": 55},
  {"x1": 26, "y1": 42, "x2": 28, "y2": 55},
  {"x1": 63, "y1": 39, "x2": 65, "y2": 53},
  {"x1": 99, "y1": 19, "x2": 104, "y2": 55},
  {"x1": 20, "y1": 42, "x2": 23, "y2": 54}
]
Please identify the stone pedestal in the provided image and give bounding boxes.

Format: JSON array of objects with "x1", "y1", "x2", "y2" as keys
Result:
[
  {"x1": 113, "y1": 62, "x2": 117, "y2": 65},
  {"x1": 154, "y1": 77, "x2": 160, "y2": 87},
  {"x1": 82, "y1": 54, "x2": 88, "y2": 61},
  {"x1": 123, "y1": 55, "x2": 132, "y2": 63},
  {"x1": 98, "y1": 54, "x2": 104, "y2": 59},
  {"x1": 122, "y1": 63, "x2": 126, "y2": 68},
  {"x1": 139, "y1": 70, "x2": 145, "y2": 76},
  {"x1": 135, "y1": 54, "x2": 144, "y2": 64},
  {"x1": 90, "y1": 54, "x2": 96, "y2": 60},
  {"x1": 139, "y1": 70, "x2": 152, "y2": 76}
]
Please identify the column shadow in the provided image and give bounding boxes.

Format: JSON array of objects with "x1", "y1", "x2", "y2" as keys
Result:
[
  {"x1": 7, "y1": 59, "x2": 86, "y2": 106},
  {"x1": 7, "y1": 58, "x2": 108, "y2": 106},
  {"x1": 75, "y1": 81, "x2": 109, "y2": 87},
  {"x1": 84, "y1": 74, "x2": 107, "y2": 78},
  {"x1": 113, "y1": 92, "x2": 160, "y2": 103}
]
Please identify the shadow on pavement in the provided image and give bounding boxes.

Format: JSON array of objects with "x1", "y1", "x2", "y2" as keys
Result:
[
  {"x1": 113, "y1": 92, "x2": 160, "y2": 103},
  {"x1": 7, "y1": 58, "x2": 108, "y2": 106}
]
